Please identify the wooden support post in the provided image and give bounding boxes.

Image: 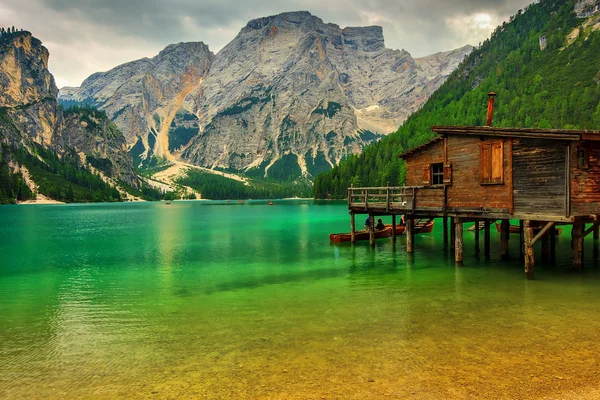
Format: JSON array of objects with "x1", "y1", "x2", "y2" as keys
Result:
[
  {"x1": 450, "y1": 217, "x2": 456, "y2": 250},
  {"x1": 573, "y1": 220, "x2": 583, "y2": 271},
  {"x1": 474, "y1": 218, "x2": 480, "y2": 255},
  {"x1": 484, "y1": 220, "x2": 491, "y2": 259},
  {"x1": 500, "y1": 219, "x2": 510, "y2": 260},
  {"x1": 594, "y1": 224, "x2": 599, "y2": 240},
  {"x1": 524, "y1": 220, "x2": 534, "y2": 279},
  {"x1": 406, "y1": 217, "x2": 414, "y2": 253},
  {"x1": 368, "y1": 214, "x2": 375, "y2": 247},
  {"x1": 541, "y1": 232, "x2": 550, "y2": 263},
  {"x1": 392, "y1": 214, "x2": 397, "y2": 242},
  {"x1": 350, "y1": 213, "x2": 356, "y2": 243},
  {"x1": 455, "y1": 218, "x2": 463, "y2": 263},
  {"x1": 594, "y1": 224, "x2": 599, "y2": 265},
  {"x1": 519, "y1": 220, "x2": 524, "y2": 261},
  {"x1": 550, "y1": 228, "x2": 556, "y2": 264},
  {"x1": 443, "y1": 216, "x2": 449, "y2": 247}
]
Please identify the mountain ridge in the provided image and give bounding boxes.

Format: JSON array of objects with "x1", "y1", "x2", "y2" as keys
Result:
[{"x1": 59, "y1": 11, "x2": 472, "y2": 179}]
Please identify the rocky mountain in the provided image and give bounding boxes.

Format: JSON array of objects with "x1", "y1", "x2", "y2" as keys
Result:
[
  {"x1": 60, "y1": 11, "x2": 472, "y2": 179},
  {"x1": 0, "y1": 29, "x2": 139, "y2": 203}
]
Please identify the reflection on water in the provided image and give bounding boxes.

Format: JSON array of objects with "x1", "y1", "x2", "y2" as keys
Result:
[{"x1": 1, "y1": 201, "x2": 600, "y2": 399}]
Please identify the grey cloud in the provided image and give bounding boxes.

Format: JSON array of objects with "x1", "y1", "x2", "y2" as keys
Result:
[{"x1": 0, "y1": 0, "x2": 534, "y2": 87}]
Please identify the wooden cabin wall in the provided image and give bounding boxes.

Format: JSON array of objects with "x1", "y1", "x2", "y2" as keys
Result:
[
  {"x1": 446, "y1": 136, "x2": 512, "y2": 211},
  {"x1": 570, "y1": 142, "x2": 600, "y2": 215},
  {"x1": 512, "y1": 138, "x2": 567, "y2": 215},
  {"x1": 404, "y1": 140, "x2": 444, "y2": 187}
]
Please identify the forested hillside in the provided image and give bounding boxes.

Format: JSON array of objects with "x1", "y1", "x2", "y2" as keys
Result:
[{"x1": 314, "y1": 0, "x2": 600, "y2": 198}]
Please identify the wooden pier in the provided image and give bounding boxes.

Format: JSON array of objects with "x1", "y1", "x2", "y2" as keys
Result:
[{"x1": 345, "y1": 94, "x2": 600, "y2": 279}]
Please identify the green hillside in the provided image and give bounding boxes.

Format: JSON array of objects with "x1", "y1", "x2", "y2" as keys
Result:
[{"x1": 314, "y1": 0, "x2": 600, "y2": 198}]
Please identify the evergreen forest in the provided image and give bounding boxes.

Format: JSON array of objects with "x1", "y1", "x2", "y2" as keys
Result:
[{"x1": 314, "y1": 0, "x2": 600, "y2": 198}]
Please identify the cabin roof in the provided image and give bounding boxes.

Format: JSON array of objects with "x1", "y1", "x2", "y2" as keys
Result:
[
  {"x1": 399, "y1": 126, "x2": 600, "y2": 159},
  {"x1": 432, "y1": 126, "x2": 600, "y2": 141}
]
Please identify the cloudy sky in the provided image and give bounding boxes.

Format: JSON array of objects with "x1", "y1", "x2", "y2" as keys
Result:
[{"x1": 0, "y1": 0, "x2": 533, "y2": 88}]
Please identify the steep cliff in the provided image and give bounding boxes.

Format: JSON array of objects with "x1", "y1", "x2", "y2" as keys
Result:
[
  {"x1": 0, "y1": 30, "x2": 139, "y2": 203},
  {"x1": 60, "y1": 11, "x2": 471, "y2": 179}
]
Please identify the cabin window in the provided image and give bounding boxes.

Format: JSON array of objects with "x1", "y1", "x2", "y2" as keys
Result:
[
  {"x1": 480, "y1": 141, "x2": 503, "y2": 185},
  {"x1": 577, "y1": 148, "x2": 588, "y2": 169},
  {"x1": 431, "y1": 163, "x2": 444, "y2": 185}
]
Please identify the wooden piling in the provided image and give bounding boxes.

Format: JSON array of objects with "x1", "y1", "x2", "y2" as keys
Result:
[
  {"x1": 474, "y1": 218, "x2": 480, "y2": 255},
  {"x1": 550, "y1": 228, "x2": 556, "y2": 263},
  {"x1": 350, "y1": 213, "x2": 356, "y2": 243},
  {"x1": 484, "y1": 220, "x2": 491, "y2": 258},
  {"x1": 450, "y1": 218, "x2": 456, "y2": 250},
  {"x1": 573, "y1": 220, "x2": 583, "y2": 271},
  {"x1": 392, "y1": 214, "x2": 397, "y2": 241},
  {"x1": 519, "y1": 220, "x2": 524, "y2": 261},
  {"x1": 406, "y1": 217, "x2": 414, "y2": 253},
  {"x1": 369, "y1": 214, "x2": 375, "y2": 247},
  {"x1": 443, "y1": 216, "x2": 448, "y2": 247},
  {"x1": 594, "y1": 224, "x2": 599, "y2": 240},
  {"x1": 541, "y1": 232, "x2": 550, "y2": 263},
  {"x1": 524, "y1": 220, "x2": 534, "y2": 279},
  {"x1": 455, "y1": 218, "x2": 463, "y2": 263},
  {"x1": 500, "y1": 219, "x2": 510, "y2": 260}
]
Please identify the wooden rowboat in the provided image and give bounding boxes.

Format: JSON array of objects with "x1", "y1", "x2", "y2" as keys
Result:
[
  {"x1": 330, "y1": 227, "x2": 392, "y2": 243},
  {"x1": 384, "y1": 220, "x2": 435, "y2": 235},
  {"x1": 495, "y1": 222, "x2": 562, "y2": 236}
]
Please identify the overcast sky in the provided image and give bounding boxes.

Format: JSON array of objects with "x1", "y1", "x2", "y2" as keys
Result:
[{"x1": 0, "y1": 0, "x2": 534, "y2": 88}]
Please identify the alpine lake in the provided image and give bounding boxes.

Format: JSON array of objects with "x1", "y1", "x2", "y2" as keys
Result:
[{"x1": 1, "y1": 200, "x2": 600, "y2": 399}]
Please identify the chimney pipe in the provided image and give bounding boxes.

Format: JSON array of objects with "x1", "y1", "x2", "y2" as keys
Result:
[{"x1": 486, "y1": 92, "x2": 497, "y2": 126}]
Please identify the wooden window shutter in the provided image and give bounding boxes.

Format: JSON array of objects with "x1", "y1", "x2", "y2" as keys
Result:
[
  {"x1": 480, "y1": 144, "x2": 491, "y2": 184},
  {"x1": 443, "y1": 163, "x2": 452, "y2": 184},
  {"x1": 422, "y1": 165, "x2": 431, "y2": 185},
  {"x1": 491, "y1": 142, "x2": 503, "y2": 183}
]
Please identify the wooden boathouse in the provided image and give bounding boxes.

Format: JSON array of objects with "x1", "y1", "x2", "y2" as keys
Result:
[{"x1": 348, "y1": 93, "x2": 600, "y2": 278}]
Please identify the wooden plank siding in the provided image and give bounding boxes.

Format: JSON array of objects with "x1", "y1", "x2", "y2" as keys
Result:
[
  {"x1": 570, "y1": 142, "x2": 600, "y2": 215},
  {"x1": 404, "y1": 139, "x2": 444, "y2": 187},
  {"x1": 446, "y1": 136, "x2": 512, "y2": 210},
  {"x1": 512, "y1": 138, "x2": 567, "y2": 215}
]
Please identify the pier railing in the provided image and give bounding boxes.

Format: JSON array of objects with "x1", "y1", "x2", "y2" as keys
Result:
[{"x1": 348, "y1": 185, "x2": 445, "y2": 213}]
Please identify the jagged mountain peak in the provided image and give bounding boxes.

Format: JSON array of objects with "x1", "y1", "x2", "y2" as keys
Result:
[{"x1": 59, "y1": 11, "x2": 471, "y2": 178}]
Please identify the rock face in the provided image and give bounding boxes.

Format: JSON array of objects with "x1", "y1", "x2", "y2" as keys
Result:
[
  {"x1": 0, "y1": 31, "x2": 61, "y2": 145},
  {"x1": 0, "y1": 30, "x2": 139, "y2": 187},
  {"x1": 60, "y1": 11, "x2": 472, "y2": 178},
  {"x1": 575, "y1": 0, "x2": 600, "y2": 18},
  {"x1": 60, "y1": 42, "x2": 214, "y2": 167}
]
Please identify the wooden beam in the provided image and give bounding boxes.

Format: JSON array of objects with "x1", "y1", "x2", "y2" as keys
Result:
[
  {"x1": 583, "y1": 222, "x2": 600, "y2": 238},
  {"x1": 524, "y1": 220, "x2": 534, "y2": 279},
  {"x1": 392, "y1": 214, "x2": 397, "y2": 242},
  {"x1": 455, "y1": 217, "x2": 463, "y2": 263},
  {"x1": 406, "y1": 217, "x2": 414, "y2": 253},
  {"x1": 350, "y1": 213, "x2": 356, "y2": 243},
  {"x1": 530, "y1": 222, "x2": 556, "y2": 246}
]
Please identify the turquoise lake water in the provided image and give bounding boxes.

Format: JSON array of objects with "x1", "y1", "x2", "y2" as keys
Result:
[{"x1": 1, "y1": 200, "x2": 600, "y2": 399}]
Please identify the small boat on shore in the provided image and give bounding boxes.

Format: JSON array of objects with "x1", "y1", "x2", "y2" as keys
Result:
[
  {"x1": 267, "y1": 201, "x2": 274, "y2": 205},
  {"x1": 330, "y1": 227, "x2": 392, "y2": 243},
  {"x1": 494, "y1": 222, "x2": 562, "y2": 236}
]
